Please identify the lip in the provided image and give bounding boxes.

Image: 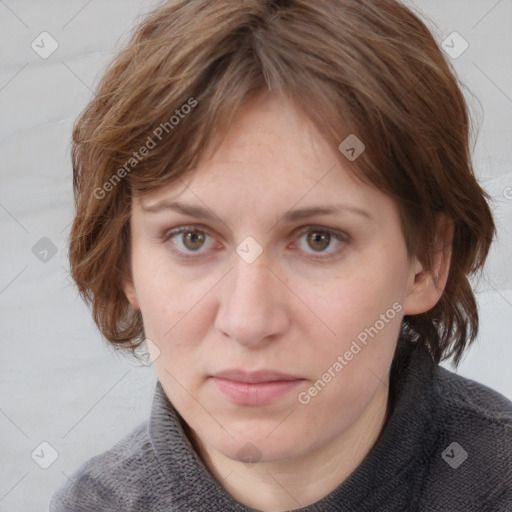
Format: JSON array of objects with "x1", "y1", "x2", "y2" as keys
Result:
[
  {"x1": 213, "y1": 369, "x2": 302, "y2": 383},
  {"x1": 210, "y1": 370, "x2": 305, "y2": 406}
]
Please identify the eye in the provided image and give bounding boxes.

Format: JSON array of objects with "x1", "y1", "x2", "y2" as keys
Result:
[
  {"x1": 181, "y1": 230, "x2": 206, "y2": 251},
  {"x1": 163, "y1": 227, "x2": 217, "y2": 255},
  {"x1": 293, "y1": 227, "x2": 347, "y2": 258},
  {"x1": 305, "y1": 231, "x2": 331, "y2": 251}
]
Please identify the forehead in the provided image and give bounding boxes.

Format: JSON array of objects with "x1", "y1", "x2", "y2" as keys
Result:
[
  {"x1": 197, "y1": 93, "x2": 328, "y2": 172},
  {"x1": 135, "y1": 94, "x2": 398, "y2": 228}
]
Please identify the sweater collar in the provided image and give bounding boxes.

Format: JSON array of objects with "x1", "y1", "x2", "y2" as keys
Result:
[{"x1": 149, "y1": 341, "x2": 437, "y2": 511}]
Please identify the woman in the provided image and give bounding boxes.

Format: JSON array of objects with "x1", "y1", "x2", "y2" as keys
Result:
[{"x1": 50, "y1": 0, "x2": 512, "y2": 510}]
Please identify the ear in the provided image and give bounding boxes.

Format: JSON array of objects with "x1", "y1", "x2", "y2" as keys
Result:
[
  {"x1": 122, "y1": 277, "x2": 140, "y2": 310},
  {"x1": 403, "y1": 215, "x2": 453, "y2": 315}
]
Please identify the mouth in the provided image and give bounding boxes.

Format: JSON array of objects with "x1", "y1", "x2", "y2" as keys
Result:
[{"x1": 210, "y1": 370, "x2": 305, "y2": 406}]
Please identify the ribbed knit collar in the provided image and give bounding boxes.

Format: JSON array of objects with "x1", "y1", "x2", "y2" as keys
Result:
[{"x1": 149, "y1": 341, "x2": 438, "y2": 511}]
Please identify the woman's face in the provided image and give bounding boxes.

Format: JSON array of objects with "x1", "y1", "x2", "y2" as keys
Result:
[{"x1": 125, "y1": 93, "x2": 424, "y2": 464}]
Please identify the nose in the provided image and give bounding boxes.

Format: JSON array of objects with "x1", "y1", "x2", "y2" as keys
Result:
[{"x1": 215, "y1": 260, "x2": 290, "y2": 348}]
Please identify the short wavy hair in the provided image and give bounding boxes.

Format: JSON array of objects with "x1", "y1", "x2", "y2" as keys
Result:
[{"x1": 69, "y1": 0, "x2": 495, "y2": 368}]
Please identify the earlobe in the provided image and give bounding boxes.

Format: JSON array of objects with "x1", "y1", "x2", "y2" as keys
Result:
[{"x1": 403, "y1": 216, "x2": 453, "y2": 315}]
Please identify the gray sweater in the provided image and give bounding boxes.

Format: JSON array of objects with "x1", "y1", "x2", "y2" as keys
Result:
[{"x1": 50, "y1": 342, "x2": 512, "y2": 511}]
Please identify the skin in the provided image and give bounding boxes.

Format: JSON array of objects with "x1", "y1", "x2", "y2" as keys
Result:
[{"x1": 123, "y1": 92, "x2": 451, "y2": 511}]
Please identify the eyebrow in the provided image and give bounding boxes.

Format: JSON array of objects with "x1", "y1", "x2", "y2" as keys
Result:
[
  {"x1": 141, "y1": 200, "x2": 374, "y2": 222},
  {"x1": 280, "y1": 205, "x2": 374, "y2": 222}
]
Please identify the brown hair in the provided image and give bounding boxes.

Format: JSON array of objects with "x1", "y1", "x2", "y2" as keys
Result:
[{"x1": 69, "y1": 0, "x2": 495, "y2": 368}]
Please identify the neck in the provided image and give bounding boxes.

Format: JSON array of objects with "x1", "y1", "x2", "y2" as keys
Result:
[{"x1": 189, "y1": 382, "x2": 391, "y2": 512}]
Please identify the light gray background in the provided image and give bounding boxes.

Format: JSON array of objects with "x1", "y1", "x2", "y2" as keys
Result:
[{"x1": 0, "y1": 1, "x2": 511, "y2": 510}]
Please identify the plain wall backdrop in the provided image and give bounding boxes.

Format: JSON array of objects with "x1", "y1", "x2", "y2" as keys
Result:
[{"x1": 0, "y1": 1, "x2": 511, "y2": 510}]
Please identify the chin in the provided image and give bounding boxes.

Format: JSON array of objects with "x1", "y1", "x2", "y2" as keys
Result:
[
  {"x1": 219, "y1": 437, "x2": 304, "y2": 465},
  {"x1": 201, "y1": 418, "x2": 311, "y2": 463}
]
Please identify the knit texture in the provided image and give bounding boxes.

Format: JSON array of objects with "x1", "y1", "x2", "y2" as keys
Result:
[{"x1": 49, "y1": 342, "x2": 512, "y2": 511}]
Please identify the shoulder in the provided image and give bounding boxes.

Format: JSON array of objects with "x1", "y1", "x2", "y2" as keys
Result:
[
  {"x1": 419, "y1": 363, "x2": 512, "y2": 510},
  {"x1": 433, "y1": 363, "x2": 512, "y2": 431},
  {"x1": 49, "y1": 421, "x2": 167, "y2": 512}
]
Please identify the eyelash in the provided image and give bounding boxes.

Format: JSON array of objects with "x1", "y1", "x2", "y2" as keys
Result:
[{"x1": 161, "y1": 225, "x2": 349, "y2": 261}]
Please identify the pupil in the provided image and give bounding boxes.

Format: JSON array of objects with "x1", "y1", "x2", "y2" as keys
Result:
[
  {"x1": 308, "y1": 231, "x2": 330, "y2": 251},
  {"x1": 184, "y1": 231, "x2": 205, "y2": 250}
]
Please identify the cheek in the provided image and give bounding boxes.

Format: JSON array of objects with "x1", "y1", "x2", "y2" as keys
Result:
[
  {"x1": 296, "y1": 280, "x2": 402, "y2": 424},
  {"x1": 289, "y1": 266, "x2": 405, "y2": 413},
  {"x1": 301, "y1": 268, "x2": 403, "y2": 346},
  {"x1": 131, "y1": 267, "x2": 187, "y2": 346},
  {"x1": 144, "y1": 293, "x2": 214, "y2": 406},
  {"x1": 140, "y1": 286, "x2": 209, "y2": 347},
  {"x1": 131, "y1": 244, "x2": 200, "y2": 330}
]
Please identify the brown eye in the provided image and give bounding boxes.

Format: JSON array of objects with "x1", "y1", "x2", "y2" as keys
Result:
[
  {"x1": 294, "y1": 227, "x2": 347, "y2": 260},
  {"x1": 164, "y1": 226, "x2": 218, "y2": 259},
  {"x1": 306, "y1": 231, "x2": 331, "y2": 251},
  {"x1": 182, "y1": 230, "x2": 206, "y2": 250}
]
